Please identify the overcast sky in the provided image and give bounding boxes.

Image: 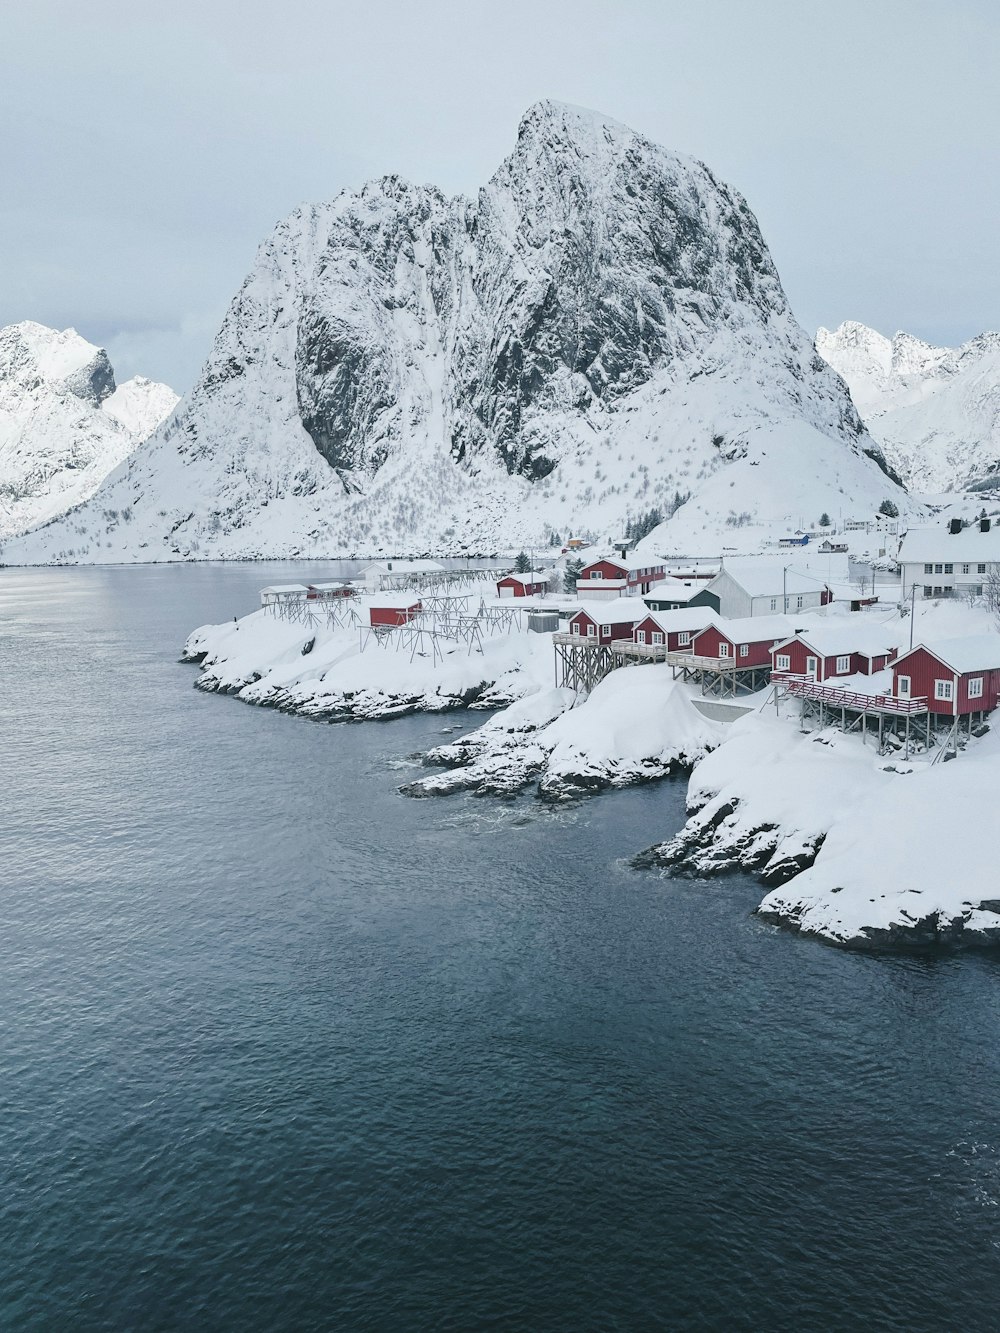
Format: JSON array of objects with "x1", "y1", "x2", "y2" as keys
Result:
[{"x1": 2, "y1": 0, "x2": 997, "y2": 393}]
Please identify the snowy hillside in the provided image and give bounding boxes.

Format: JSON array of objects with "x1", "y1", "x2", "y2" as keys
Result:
[
  {"x1": 817, "y1": 321, "x2": 1000, "y2": 493},
  {"x1": 7, "y1": 103, "x2": 910, "y2": 565},
  {"x1": 0, "y1": 321, "x2": 177, "y2": 537}
]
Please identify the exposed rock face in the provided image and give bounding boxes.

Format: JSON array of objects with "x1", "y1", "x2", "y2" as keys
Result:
[
  {"x1": 6, "y1": 103, "x2": 910, "y2": 564},
  {"x1": 817, "y1": 320, "x2": 1000, "y2": 492},
  {"x1": 0, "y1": 321, "x2": 177, "y2": 537}
]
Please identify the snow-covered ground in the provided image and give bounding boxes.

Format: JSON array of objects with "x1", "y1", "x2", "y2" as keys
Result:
[
  {"x1": 183, "y1": 595, "x2": 556, "y2": 721},
  {"x1": 639, "y1": 599, "x2": 1000, "y2": 949},
  {"x1": 186, "y1": 585, "x2": 1000, "y2": 951}
]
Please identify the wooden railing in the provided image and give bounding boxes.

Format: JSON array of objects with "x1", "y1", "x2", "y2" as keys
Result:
[{"x1": 774, "y1": 672, "x2": 928, "y2": 715}]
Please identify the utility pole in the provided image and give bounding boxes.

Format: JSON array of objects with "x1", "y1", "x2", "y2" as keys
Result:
[
  {"x1": 783, "y1": 564, "x2": 788, "y2": 614},
  {"x1": 909, "y1": 582, "x2": 916, "y2": 651}
]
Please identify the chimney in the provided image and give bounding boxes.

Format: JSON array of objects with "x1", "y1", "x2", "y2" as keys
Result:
[
  {"x1": 981, "y1": 518, "x2": 991, "y2": 533},
  {"x1": 949, "y1": 518, "x2": 963, "y2": 535}
]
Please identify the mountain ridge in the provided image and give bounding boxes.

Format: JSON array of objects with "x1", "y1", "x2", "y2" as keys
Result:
[{"x1": 6, "y1": 103, "x2": 911, "y2": 563}]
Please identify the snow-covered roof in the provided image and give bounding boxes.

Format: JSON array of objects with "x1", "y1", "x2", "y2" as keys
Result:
[
  {"x1": 308, "y1": 581, "x2": 350, "y2": 591},
  {"x1": 714, "y1": 561, "x2": 829, "y2": 597},
  {"x1": 898, "y1": 525, "x2": 1000, "y2": 563},
  {"x1": 638, "y1": 607, "x2": 720, "y2": 632},
  {"x1": 645, "y1": 578, "x2": 706, "y2": 602},
  {"x1": 368, "y1": 592, "x2": 423, "y2": 608},
  {"x1": 701, "y1": 614, "x2": 798, "y2": 643},
  {"x1": 261, "y1": 583, "x2": 309, "y2": 594},
  {"x1": 896, "y1": 634, "x2": 1000, "y2": 674},
  {"x1": 582, "y1": 552, "x2": 665, "y2": 574},
  {"x1": 498, "y1": 572, "x2": 546, "y2": 583},
  {"x1": 776, "y1": 625, "x2": 899, "y2": 659},
  {"x1": 572, "y1": 598, "x2": 647, "y2": 624}
]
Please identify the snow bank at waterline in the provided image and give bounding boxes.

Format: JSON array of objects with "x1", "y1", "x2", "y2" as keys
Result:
[
  {"x1": 403, "y1": 665, "x2": 722, "y2": 799},
  {"x1": 639, "y1": 708, "x2": 1000, "y2": 949}
]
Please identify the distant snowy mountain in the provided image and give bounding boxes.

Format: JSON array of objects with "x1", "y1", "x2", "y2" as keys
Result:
[
  {"x1": 817, "y1": 321, "x2": 1000, "y2": 493},
  {"x1": 6, "y1": 103, "x2": 911, "y2": 564},
  {"x1": 0, "y1": 321, "x2": 177, "y2": 537}
]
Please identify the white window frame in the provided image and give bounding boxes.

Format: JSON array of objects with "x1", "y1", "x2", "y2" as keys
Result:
[
  {"x1": 591, "y1": 569, "x2": 603, "y2": 579},
  {"x1": 586, "y1": 623, "x2": 597, "y2": 638},
  {"x1": 978, "y1": 563, "x2": 988, "y2": 575},
  {"x1": 962, "y1": 563, "x2": 970, "y2": 575},
  {"x1": 796, "y1": 595, "x2": 804, "y2": 609},
  {"x1": 572, "y1": 621, "x2": 582, "y2": 635},
  {"x1": 934, "y1": 679, "x2": 954, "y2": 702},
  {"x1": 805, "y1": 655, "x2": 818, "y2": 678},
  {"x1": 775, "y1": 653, "x2": 790, "y2": 671},
  {"x1": 897, "y1": 674, "x2": 911, "y2": 698},
  {"x1": 969, "y1": 676, "x2": 984, "y2": 699},
  {"x1": 600, "y1": 624, "x2": 612, "y2": 638},
  {"x1": 739, "y1": 643, "x2": 749, "y2": 658},
  {"x1": 770, "y1": 598, "x2": 777, "y2": 611},
  {"x1": 836, "y1": 655, "x2": 851, "y2": 674},
  {"x1": 676, "y1": 631, "x2": 688, "y2": 646},
  {"x1": 718, "y1": 641, "x2": 730, "y2": 658},
  {"x1": 636, "y1": 630, "x2": 646, "y2": 644}
]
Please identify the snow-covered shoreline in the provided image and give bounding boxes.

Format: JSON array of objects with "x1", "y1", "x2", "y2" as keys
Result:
[{"x1": 184, "y1": 596, "x2": 1000, "y2": 953}]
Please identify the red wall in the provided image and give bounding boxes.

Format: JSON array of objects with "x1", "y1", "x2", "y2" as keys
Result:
[
  {"x1": 370, "y1": 603, "x2": 421, "y2": 628},
  {"x1": 570, "y1": 610, "x2": 641, "y2": 642},
  {"x1": 633, "y1": 615, "x2": 703, "y2": 651},
  {"x1": 497, "y1": 577, "x2": 544, "y2": 597},
  {"x1": 892, "y1": 648, "x2": 1000, "y2": 715},
  {"x1": 771, "y1": 639, "x2": 893, "y2": 681},
  {"x1": 693, "y1": 624, "x2": 776, "y2": 667},
  {"x1": 580, "y1": 559, "x2": 665, "y2": 592}
]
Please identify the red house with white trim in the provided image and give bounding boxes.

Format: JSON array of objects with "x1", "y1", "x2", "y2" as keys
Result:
[
  {"x1": 569, "y1": 601, "x2": 646, "y2": 643},
  {"x1": 496, "y1": 574, "x2": 547, "y2": 598},
  {"x1": 578, "y1": 553, "x2": 666, "y2": 599},
  {"x1": 770, "y1": 626, "x2": 898, "y2": 681},
  {"x1": 632, "y1": 608, "x2": 719, "y2": 653},
  {"x1": 890, "y1": 636, "x2": 1000, "y2": 716},
  {"x1": 369, "y1": 595, "x2": 422, "y2": 628},
  {"x1": 689, "y1": 615, "x2": 795, "y2": 667}
]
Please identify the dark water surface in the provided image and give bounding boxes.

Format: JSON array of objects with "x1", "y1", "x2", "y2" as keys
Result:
[{"x1": 2, "y1": 564, "x2": 999, "y2": 1331}]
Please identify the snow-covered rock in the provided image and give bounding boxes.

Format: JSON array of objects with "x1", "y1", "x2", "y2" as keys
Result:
[
  {"x1": 817, "y1": 320, "x2": 1000, "y2": 493},
  {"x1": 405, "y1": 664, "x2": 722, "y2": 799},
  {"x1": 7, "y1": 102, "x2": 910, "y2": 564},
  {"x1": 0, "y1": 321, "x2": 177, "y2": 537}
]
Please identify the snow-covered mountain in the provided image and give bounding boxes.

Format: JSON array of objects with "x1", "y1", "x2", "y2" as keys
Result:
[
  {"x1": 0, "y1": 321, "x2": 177, "y2": 537},
  {"x1": 817, "y1": 321, "x2": 1000, "y2": 494},
  {"x1": 6, "y1": 103, "x2": 910, "y2": 564}
]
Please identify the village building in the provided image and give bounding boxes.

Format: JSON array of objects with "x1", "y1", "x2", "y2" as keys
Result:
[
  {"x1": 568, "y1": 600, "x2": 647, "y2": 643},
  {"x1": 704, "y1": 561, "x2": 833, "y2": 618},
  {"x1": 305, "y1": 581, "x2": 354, "y2": 601},
  {"x1": 576, "y1": 553, "x2": 667, "y2": 600},
  {"x1": 770, "y1": 626, "x2": 898, "y2": 682},
  {"x1": 897, "y1": 518, "x2": 1000, "y2": 601},
  {"x1": 358, "y1": 559, "x2": 445, "y2": 591},
  {"x1": 496, "y1": 573, "x2": 547, "y2": 598},
  {"x1": 368, "y1": 594, "x2": 423, "y2": 628},
  {"x1": 642, "y1": 577, "x2": 720, "y2": 613},
  {"x1": 890, "y1": 636, "x2": 1000, "y2": 717},
  {"x1": 631, "y1": 607, "x2": 720, "y2": 653},
  {"x1": 666, "y1": 614, "x2": 797, "y2": 695},
  {"x1": 260, "y1": 583, "x2": 310, "y2": 609}
]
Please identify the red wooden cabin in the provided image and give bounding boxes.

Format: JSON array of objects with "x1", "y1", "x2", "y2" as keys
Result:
[
  {"x1": 496, "y1": 574, "x2": 546, "y2": 598},
  {"x1": 690, "y1": 615, "x2": 793, "y2": 667},
  {"x1": 369, "y1": 596, "x2": 422, "y2": 628},
  {"x1": 890, "y1": 637, "x2": 1000, "y2": 716},
  {"x1": 578, "y1": 554, "x2": 666, "y2": 596},
  {"x1": 632, "y1": 609, "x2": 718, "y2": 653},
  {"x1": 770, "y1": 628, "x2": 897, "y2": 682},
  {"x1": 569, "y1": 603, "x2": 646, "y2": 643}
]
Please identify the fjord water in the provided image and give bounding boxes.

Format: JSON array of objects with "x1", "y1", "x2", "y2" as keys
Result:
[{"x1": 2, "y1": 565, "x2": 999, "y2": 1332}]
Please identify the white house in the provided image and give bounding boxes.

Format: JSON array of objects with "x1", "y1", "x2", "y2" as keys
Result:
[
  {"x1": 898, "y1": 519, "x2": 1000, "y2": 600},
  {"x1": 358, "y1": 559, "x2": 445, "y2": 590},
  {"x1": 704, "y1": 559, "x2": 833, "y2": 618}
]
